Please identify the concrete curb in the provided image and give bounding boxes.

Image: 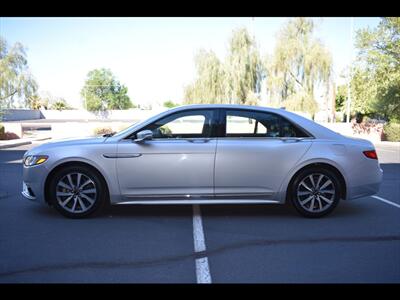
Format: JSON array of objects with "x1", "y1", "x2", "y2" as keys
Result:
[
  {"x1": 0, "y1": 137, "x2": 51, "y2": 150},
  {"x1": 373, "y1": 141, "x2": 400, "y2": 147},
  {"x1": 0, "y1": 140, "x2": 32, "y2": 149}
]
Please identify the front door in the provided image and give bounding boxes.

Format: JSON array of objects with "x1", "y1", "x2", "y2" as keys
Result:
[{"x1": 117, "y1": 109, "x2": 217, "y2": 200}]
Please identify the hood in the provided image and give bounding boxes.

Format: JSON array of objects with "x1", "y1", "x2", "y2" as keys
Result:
[{"x1": 25, "y1": 136, "x2": 107, "y2": 156}]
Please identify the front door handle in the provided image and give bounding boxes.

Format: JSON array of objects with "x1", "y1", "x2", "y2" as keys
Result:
[
  {"x1": 280, "y1": 138, "x2": 303, "y2": 143},
  {"x1": 103, "y1": 153, "x2": 142, "y2": 158}
]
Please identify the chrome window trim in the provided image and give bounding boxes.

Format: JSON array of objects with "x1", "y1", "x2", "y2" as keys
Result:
[
  {"x1": 115, "y1": 106, "x2": 315, "y2": 141},
  {"x1": 214, "y1": 136, "x2": 315, "y2": 141},
  {"x1": 117, "y1": 137, "x2": 216, "y2": 143}
]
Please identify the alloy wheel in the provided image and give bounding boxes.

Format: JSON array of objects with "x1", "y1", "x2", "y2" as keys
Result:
[
  {"x1": 296, "y1": 173, "x2": 336, "y2": 213},
  {"x1": 56, "y1": 172, "x2": 97, "y2": 214}
]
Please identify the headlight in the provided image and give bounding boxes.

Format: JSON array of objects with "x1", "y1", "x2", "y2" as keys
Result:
[{"x1": 23, "y1": 155, "x2": 48, "y2": 167}]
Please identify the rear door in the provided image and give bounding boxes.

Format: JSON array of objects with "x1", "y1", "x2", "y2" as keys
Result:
[{"x1": 214, "y1": 109, "x2": 313, "y2": 200}]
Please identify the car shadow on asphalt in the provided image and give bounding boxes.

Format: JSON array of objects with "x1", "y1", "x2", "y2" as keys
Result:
[
  {"x1": 30, "y1": 203, "x2": 193, "y2": 220},
  {"x1": 0, "y1": 149, "x2": 27, "y2": 163},
  {"x1": 198, "y1": 201, "x2": 372, "y2": 219},
  {"x1": 28, "y1": 200, "x2": 371, "y2": 220}
]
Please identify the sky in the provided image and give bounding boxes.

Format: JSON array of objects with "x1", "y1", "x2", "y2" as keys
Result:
[{"x1": 0, "y1": 17, "x2": 381, "y2": 108}]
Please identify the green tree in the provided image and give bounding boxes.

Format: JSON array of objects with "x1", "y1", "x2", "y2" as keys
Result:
[
  {"x1": 335, "y1": 84, "x2": 348, "y2": 113},
  {"x1": 26, "y1": 93, "x2": 53, "y2": 110},
  {"x1": 27, "y1": 94, "x2": 43, "y2": 110},
  {"x1": 184, "y1": 28, "x2": 263, "y2": 105},
  {"x1": 0, "y1": 37, "x2": 38, "y2": 109},
  {"x1": 266, "y1": 18, "x2": 332, "y2": 117},
  {"x1": 50, "y1": 98, "x2": 72, "y2": 111},
  {"x1": 225, "y1": 28, "x2": 263, "y2": 104},
  {"x1": 81, "y1": 68, "x2": 133, "y2": 111},
  {"x1": 244, "y1": 91, "x2": 260, "y2": 106},
  {"x1": 351, "y1": 17, "x2": 400, "y2": 121},
  {"x1": 184, "y1": 49, "x2": 226, "y2": 104}
]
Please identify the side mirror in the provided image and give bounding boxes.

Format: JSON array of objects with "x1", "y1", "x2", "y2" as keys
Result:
[{"x1": 134, "y1": 130, "x2": 153, "y2": 142}]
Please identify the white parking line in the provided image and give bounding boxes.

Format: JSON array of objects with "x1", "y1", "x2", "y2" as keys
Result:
[
  {"x1": 4, "y1": 159, "x2": 22, "y2": 164},
  {"x1": 377, "y1": 149, "x2": 398, "y2": 153},
  {"x1": 195, "y1": 257, "x2": 212, "y2": 283},
  {"x1": 371, "y1": 195, "x2": 400, "y2": 209},
  {"x1": 192, "y1": 204, "x2": 212, "y2": 284}
]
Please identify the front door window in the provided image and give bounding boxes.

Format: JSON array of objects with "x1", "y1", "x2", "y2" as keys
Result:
[{"x1": 141, "y1": 110, "x2": 215, "y2": 139}]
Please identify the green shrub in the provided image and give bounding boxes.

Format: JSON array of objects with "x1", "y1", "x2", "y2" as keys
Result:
[
  {"x1": 0, "y1": 124, "x2": 4, "y2": 135},
  {"x1": 0, "y1": 132, "x2": 20, "y2": 140},
  {"x1": 384, "y1": 122, "x2": 400, "y2": 142},
  {"x1": 352, "y1": 119, "x2": 384, "y2": 138},
  {"x1": 93, "y1": 127, "x2": 113, "y2": 136}
]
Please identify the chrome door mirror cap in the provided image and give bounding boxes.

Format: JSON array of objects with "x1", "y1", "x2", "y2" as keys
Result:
[{"x1": 134, "y1": 130, "x2": 153, "y2": 142}]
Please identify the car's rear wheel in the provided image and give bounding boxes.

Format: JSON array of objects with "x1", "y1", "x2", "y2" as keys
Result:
[
  {"x1": 49, "y1": 165, "x2": 107, "y2": 218},
  {"x1": 290, "y1": 167, "x2": 341, "y2": 218}
]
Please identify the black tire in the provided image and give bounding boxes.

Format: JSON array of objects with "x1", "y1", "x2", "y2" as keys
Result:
[
  {"x1": 48, "y1": 165, "x2": 107, "y2": 219},
  {"x1": 289, "y1": 167, "x2": 341, "y2": 218}
]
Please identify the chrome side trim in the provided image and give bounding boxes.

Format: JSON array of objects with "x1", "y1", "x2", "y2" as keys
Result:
[
  {"x1": 115, "y1": 199, "x2": 280, "y2": 205},
  {"x1": 215, "y1": 193, "x2": 273, "y2": 199},
  {"x1": 123, "y1": 193, "x2": 273, "y2": 200},
  {"x1": 125, "y1": 194, "x2": 214, "y2": 200}
]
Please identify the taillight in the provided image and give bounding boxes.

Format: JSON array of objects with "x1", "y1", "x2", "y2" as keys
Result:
[{"x1": 363, "y1": 150, "x2": 378, "y2": 160}]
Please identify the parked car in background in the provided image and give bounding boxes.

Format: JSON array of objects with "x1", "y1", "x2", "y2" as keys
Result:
[{"x1": 22, "y1": 104, "x2": 383, "y2": 218}]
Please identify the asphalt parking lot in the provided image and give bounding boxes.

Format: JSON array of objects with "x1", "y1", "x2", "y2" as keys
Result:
[{"x1": 0, "y1": 142, "x2": 399, "y2": 283}]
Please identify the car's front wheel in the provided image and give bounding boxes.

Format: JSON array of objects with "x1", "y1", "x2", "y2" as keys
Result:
[
  {"x1": 49, "y1": 165, "x2": 107, "y2": 218},
  {"x1": 290, "y1": 167, "x2": 341, "y2": 218}
]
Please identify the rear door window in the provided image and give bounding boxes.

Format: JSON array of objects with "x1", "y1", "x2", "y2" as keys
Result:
[{"x1": 225, "y1": 109, "x2": 309, "y2": 138}]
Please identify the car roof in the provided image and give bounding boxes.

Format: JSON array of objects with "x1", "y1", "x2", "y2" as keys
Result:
[{"x1": 169, "y1": 104, "x2": 283, "y2": 113}]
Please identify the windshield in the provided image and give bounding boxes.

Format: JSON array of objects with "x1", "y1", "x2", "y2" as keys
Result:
[
  {"x1": 111, "y1": 109, "x2": 176, "y2": 138},
  {"x1": 111, "y1": 121, "x2": 141, "y2": 138}
]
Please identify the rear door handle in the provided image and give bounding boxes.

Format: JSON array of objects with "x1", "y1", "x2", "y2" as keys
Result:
[{"x1": 187, "y1": 139, "x2": 210, "y2": 143}]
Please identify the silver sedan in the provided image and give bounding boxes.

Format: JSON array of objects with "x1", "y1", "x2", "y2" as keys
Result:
[{"x1": 22, "y1": 104, "x2": 383, "y2": 218}]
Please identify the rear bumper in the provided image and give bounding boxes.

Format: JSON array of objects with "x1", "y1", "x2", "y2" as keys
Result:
[{"x1": 346, "y1": 166, "x2": 383, "y2": 200}]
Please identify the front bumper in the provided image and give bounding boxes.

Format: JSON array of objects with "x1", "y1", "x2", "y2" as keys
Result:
[
  {"x1": 21, "y1": 164, "x2": 49, "y2": 204},
  {"x1": 22, "y1": 181, "x2": 36, "y2": 201}
]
